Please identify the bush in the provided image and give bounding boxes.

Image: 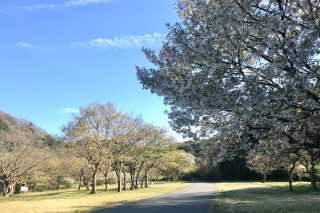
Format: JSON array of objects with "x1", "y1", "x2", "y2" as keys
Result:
[
  {"x1": 107, "y1": 177, "x2": 117, "y2": 185},
  {"x1": 61, "y1": 179, "x2": 72, "y2": 188},
  {"x1": 96, "y1": 179, "x2": 105, "y2": 186}
]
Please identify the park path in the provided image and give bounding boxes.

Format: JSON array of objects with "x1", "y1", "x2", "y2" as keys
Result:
[{"x1": 91, "y1": 182, "x2": 216, "y2": 213}]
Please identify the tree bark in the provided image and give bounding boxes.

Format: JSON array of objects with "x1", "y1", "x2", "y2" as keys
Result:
[
  {"x1": 90, "y1": 165, "x2": 98, "y2": 194},
  {"x1": 141, "y1": 176, "x2": 144, "y2": 188},
  {"x1": 288, "y1": 163, "x2": 296, "y2": 191},
  {"x1": 145, "y1": 169, "x2": 148, "y2": 188},
  {"x1": 306, "y1": 149, "x2": 317, "y2": 191},
  {"x1": 135, "y1": 161, "x2": 144, "y2": 188},
  {"x1": 8, "y1": 182, "x2": 16, "y2": 197},
  {"x1": 122, "y1": 167, "x2": 126, "y2": 190},
  {"x1": 115, "y1": 160, "x2": 122, "y2": 192},
  {"x1": 104, "y1": 175, "x2": 108, "y2": 192},
  {"x1": 85, "y1": 179, "x2": 90, "y2": 190},
  {"x1": 262, "y1": 173, "x2": 267, "y2": 183},
  {"x1": 33, "y1": 183, "x2": 37, "y2": 192},
  {"x1": 130, "y1": 161, "x2": 136, "y2": 190},
  {"x1": 309, "y1": 157, "x2": 317, "y2": 191},
  {"x1": 56, "y1": 176, "x2": 61, "y2": 190},
  {"x1": 78, "y1": 177, "x2": 82, "y2": 191}
]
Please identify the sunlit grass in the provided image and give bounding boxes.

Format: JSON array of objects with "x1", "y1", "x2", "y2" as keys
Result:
[
  {"x1": 0, "y1": 181, "x2": 192, "y2": 213},
  {"x1": 212, "y1": 181, "x2": 320, "y2": 213}
]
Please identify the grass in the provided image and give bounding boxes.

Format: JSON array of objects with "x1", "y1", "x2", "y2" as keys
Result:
[
  {"x1": 211, "y1": 181, "x2": 320, "y2": 213},
  {"x1": 0, "y1": 181, "x2": 193, "y2": 213}
]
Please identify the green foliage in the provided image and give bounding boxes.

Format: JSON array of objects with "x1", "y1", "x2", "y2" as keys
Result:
[
  {"x1": 106, "y1": 178, "x2": 117, "y2": 185},
  {"x1": 177, "y1": 141, "x2": 202, "y2": 157},
  {"x1": 61, "y1": 179, "x2": 72, "y2": 188},
  {"x1": 96, "y1": 179, "x2": 105, "y2": 186},
  {"x1": 0, "y1": 118, "x2": 10, "y2": 132},
  {"x1": 43, "y1": 135, "x2": 60, "y2": 147}
]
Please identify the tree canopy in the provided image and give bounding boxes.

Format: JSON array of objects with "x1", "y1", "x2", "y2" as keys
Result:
[{"x1": 137, "y1": 0, "x2": 320, "y2": 163}]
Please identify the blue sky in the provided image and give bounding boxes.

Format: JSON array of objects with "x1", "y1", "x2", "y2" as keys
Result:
[{"x1": 0, "y1": 0, "x2": 187, "y2": 141}]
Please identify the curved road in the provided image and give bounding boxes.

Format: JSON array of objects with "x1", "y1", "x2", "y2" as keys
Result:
[{"x1": 91, "y1": 182, "x2": 216, "y2": 213}]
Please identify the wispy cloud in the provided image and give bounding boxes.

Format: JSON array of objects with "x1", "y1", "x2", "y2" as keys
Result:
[
  {"x1": 72, "y1": 33, "x2": 166, "y2": 50},
  {"x1": 17, "y1": 41, "x2": 35, "y2": 49},
  {"x1": 17, "y1": 33, "x2": 166, "y2": 50},
  {"x1": 23, "y1": 0, "x2": 112, "y2": 11},
  {"x1": 64, "y1": 0, "x2": 112, "y2": 7},
  {"x1": 58, "y1": 108, "x2": 80, "y2": 114}
]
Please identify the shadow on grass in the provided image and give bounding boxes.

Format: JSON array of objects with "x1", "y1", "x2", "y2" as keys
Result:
[
  {"x1": 8, "y1": 187, "x2": 121, "y2": 201},
  {"x1": 212, "y1": 182, "x2": 320, "y2": 213}
]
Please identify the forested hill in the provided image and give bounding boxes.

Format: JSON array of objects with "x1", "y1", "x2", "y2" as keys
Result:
[
  {"x1": 0, "y1": 110, "x2": 59, "y2": 147},
  {"x1": 177, "y1": 141, "x2": 202, "y2": 157}
]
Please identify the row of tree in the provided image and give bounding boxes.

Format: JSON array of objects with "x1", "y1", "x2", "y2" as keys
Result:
[{"x1": 0, "y1": 104, "x2": 196, "y2": 197}]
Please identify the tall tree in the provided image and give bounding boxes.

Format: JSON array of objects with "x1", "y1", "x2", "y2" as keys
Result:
[
  {"x1": 110, "y1": 113, "x2": 144, "y2": 192},
  {"x1": 136, "y1": 0, "x2": 320, "y2": 186},
  {"x1": 63, "y1": 102, "x2": 117, "y2": 194}
]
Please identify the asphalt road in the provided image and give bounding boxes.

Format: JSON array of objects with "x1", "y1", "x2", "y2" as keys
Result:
[{"x1": 91, "y1": 182, "x2": 216, "y2": 213}]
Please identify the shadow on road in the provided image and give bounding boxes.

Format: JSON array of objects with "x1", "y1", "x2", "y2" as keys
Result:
[{"x1": 90, "y1": 182, "x2": 216, "y2": 213}]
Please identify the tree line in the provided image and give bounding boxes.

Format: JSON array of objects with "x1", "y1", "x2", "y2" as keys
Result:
[{"x1": 0, "y1": 104, "x2": 195, "y2": 197}]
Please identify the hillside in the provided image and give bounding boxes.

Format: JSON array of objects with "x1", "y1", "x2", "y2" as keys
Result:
[{"x1": 0, "y1": 110, "x2": 59, "y2": 147}]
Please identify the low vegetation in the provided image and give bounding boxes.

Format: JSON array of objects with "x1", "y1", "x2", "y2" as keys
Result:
[
  {"x1": 212, "y1": 181, "x2": 320, "y2": 213},
  {"x1": 0, "y1": 181, "x2": 192, "y2": 213}
]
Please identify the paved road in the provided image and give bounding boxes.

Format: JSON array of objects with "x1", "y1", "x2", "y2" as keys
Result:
[{"x1": 91, "y1": 182, "x2": 216, "y2": 213}]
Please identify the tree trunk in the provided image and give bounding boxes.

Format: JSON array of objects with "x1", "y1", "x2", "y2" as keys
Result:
[
  {"x1": 262, "y1": 173, "x2": 267, "y2": 183},
  {"x1": 2, "y1": 184, "x2": 8, "y2": 196},
  {"x1": 145, "y1": 170, "x2": 148, "y2": 188},
  {"x1": 99, "y1": 161, "x2": 110, "y2": 192},
  {"x1": 130, "y1": 171, "x2": 135, "y2": 190},
  {"x1": 114, "y1": 159, "x2": 122, "y2": 192},
  {"x1": 104, "y1": 175, "x2": 108, "y2": 192},
  {"x1": 141, "y1": 176, "x2": 144, "y2": 188},
  {"x1": 33, "y1": 183, "x2": 37, "y2": 192},
  {"x1": 90, "y1": 165, "x2": 98, "y2": 194},
  {"x1": 56, "y1": 177, "x2": 61, "y2": 190},
  {"x1": 78, "y1": 176, "x2": 82, "y2": 191},
  {"x1": 8, "y1": 182, "x2": 16, "y2": 197},
  {"x1": 310, "y1": 158, "x2": 317, "y2": 191},
  {"x1": 85, "y1": 179, "x2": 90, "y2": 190},
  {"x1": 122, "y1": 167, "x2": 126, "y2": 191},
  {"x1": 135, "y1": 161, "x2": 144, "y2": 188},
  {"x1": 130, "y1": 162, "x2": 136, "y2": 190},
  {"x1": 288, "y1": 163, "x2": 296, "y2": 191}
]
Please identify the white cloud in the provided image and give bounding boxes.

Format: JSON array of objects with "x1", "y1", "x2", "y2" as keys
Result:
[
  {"x1": 17, "y1": 41, "x2": 35, "y2": 49},
  {"x1": 73, "y1": 33, "x2": 166, "y2": 50},
  {"x1": 16, "y1": 33, "x2": 165, "y2": 50},
  {"x1": 23, "y1": 4, "x2": 58, "y2": 11},
  {"x1": 64, "y1": 0, "x2": 112, "y2": 7},
  {"x1": 23, "y1": 0, "x2": 112, "y2": 11},
  {"x1": 58, "y1": 108, "x2": 80, "y2": 114}
]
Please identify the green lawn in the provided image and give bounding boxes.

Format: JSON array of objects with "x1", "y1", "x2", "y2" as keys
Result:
[
  {"x1": 212, "y1": 181, "x2": 320, "y2": 213},
  {"x1": 0, "y1": 181, "x2": 192, "y2": 213}
]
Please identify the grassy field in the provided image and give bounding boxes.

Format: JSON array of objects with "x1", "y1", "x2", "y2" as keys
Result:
[
  {"x1": 0, "y1": 181, "x2": 192, "y2": 213},
  {"x1": 212, "y1": 181, "x2": 320, "y2": 213}
]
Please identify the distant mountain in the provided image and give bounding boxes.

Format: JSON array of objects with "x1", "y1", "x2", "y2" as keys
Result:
[{"x1": 0, "y1": 110, "x2": 59, "y2": 147}]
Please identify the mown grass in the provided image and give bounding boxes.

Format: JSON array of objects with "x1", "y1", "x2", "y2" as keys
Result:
[
  {"x1": 211, "y1": 181, "x2": 320, "y2": 213},
  {"x1": 0, "y1": 181, "x2": 192, "y2": 213}
]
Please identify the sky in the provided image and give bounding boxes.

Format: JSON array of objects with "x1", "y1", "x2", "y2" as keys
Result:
[{"x1": 0, "y1": 0, "x2": 188, "y2": 141}]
